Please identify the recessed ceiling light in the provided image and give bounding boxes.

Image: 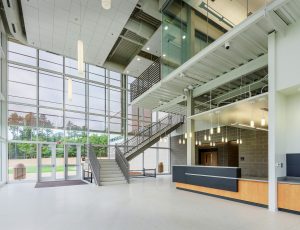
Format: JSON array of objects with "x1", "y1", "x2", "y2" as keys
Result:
[
  {"x1": 164, "y1": 25, "x2": 168, "y2": 30},
  {"x1": 162, "y1": 54, "x2": 166, "y2": 57},
  {"x1": 126, "y1": 70, "x2": 130, "y2": 74},
  {"x1": 182, "y1": 35, "x2": 186, "y2": 39},
  {"x1": 137, "y1": 57, "x2": 141, "y2": 61},
  {"x1": 146, "y1": 47, "x2": 150, "y2": 51}
]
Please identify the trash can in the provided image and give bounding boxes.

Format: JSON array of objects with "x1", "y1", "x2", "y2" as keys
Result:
[
  {"x1": 158, "y1": 162, "x2": 164, "y2": 173},
  {"x1": 14, "y1": 163, "x2": 26, "y2": 180}
]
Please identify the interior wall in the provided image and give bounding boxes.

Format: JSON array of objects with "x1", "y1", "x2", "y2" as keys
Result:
[
  {"x1": 171, "y1": 126, "x2": 268, "y2": 178},
  {"x1": 276, "y1": 20, "x2": 300, "y2": 91},
  {"x1": 285, "y1": 93, "x2": 300, "y2": 153}
]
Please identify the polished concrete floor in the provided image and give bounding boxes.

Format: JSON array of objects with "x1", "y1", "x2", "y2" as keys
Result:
[{"x1": 0, "y1": 176, "x2": 300, "y2": 230}]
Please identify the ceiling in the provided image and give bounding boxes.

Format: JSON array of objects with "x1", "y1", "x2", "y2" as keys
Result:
[
  {"x1": 132, "y1": 0, "x2": 300, "y2": 113},
  {"x1": 21, "y1": 0, "x2": 139, "y2": 67},
  {"x1": 190, "y1": 94, "x2": 269, "y2": 129}
]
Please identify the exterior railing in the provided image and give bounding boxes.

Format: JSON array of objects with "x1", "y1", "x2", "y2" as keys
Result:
[
  {"x1": 130, "y1": 58, "x2": 161, "y2": 102},
  {"x1": 87, "y1": 145, "x2": 101, "y2": 186}
]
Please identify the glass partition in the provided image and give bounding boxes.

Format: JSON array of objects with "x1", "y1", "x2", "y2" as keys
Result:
[{"x1": 161, "y1": 0, "x2": 273, "y2": 77}]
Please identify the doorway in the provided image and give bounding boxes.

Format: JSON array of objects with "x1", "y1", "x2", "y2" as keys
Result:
[
  {"x1": 200, "y1": 151, "x2": 218, "y2": 166},
  {"x1": 37, "y1": 143, "x2": 81, "y2": 182}
]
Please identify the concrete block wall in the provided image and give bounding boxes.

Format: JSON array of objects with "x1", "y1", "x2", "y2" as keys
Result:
[{"x1": 171, "y1": 126, "x2": 268, "y2": 178}]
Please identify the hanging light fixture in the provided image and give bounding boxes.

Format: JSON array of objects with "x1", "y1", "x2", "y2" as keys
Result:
[
  {"x1": 184, "y1": 132, "x2": 187, "y2": 139},
  {"x1": 199, "y1": 141, "x2": 202, "y2": 146},
  {"x1": 195, "y1": 140, "x2": 198, "y2": 145},
  {"x1": 250, "y1": 120, "x2": 255, "y2": 127},
  {"x1": 102, "y1": 0, "x2": 111, "y2": 10},
  {"x1": 222, "y1": 136, "x2": 224, "y2": 143},
  {"x1": 189, "y1": 132, "x2": 192, "y2": 138},
  {"x1": 77, "y1": 40, "x2": 84, "y2": 76},
  {"x1": 183, "y1": 139, "x2": 186, "y2": 144},
  {"x1": 68, "y1": 77, "x2": 73, "y2": 101},
  {"x1": 179, "y1": 138, "x2": 182, "y2": 144},
  {"x1": 217, "y1": 111, "x2": 221, "y2": 133},
  {"x1": 261, "y1": 111, "x2": 266, "y2": 126},
  {"x1": 208, "y1": 135, "x2": 211, "y2": 141},
  {"x1": 240, "y1": 128, "x2": 243, "y2": 144},
  {"x1": 204, "y1": 129, "x2": 207, "y2": 141},
  {"x1": 77, "y1": 1, "x2": 84, "y2": 77},
  {"x1": 160, "y1": 136, "x2": 163, "y2": 142}
]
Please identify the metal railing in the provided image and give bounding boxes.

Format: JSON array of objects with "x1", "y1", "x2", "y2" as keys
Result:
[
  {"x1": 115, "y1": 145, "x2": 130, "y2": 183},
  {"x1": 117, "y1": 114, "x2": 184, "y2": 156},
  {"x1": 130, "y1": 58, "x2": 161, "y2": 102},
  {"x1": 87, "y1": 145, "x2": 101, "y2": 186}
]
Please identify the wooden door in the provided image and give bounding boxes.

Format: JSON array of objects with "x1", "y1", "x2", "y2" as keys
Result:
[{"x1": 201, "y1": 152, "x2": 218, "y2": 166}]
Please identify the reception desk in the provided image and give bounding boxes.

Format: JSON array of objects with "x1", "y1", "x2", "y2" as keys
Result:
[
  {"x1": 173, "y1": 165, "x2": 268, "y2": 207},
  {"x1": 174, "y1": 166, "x2": 300, "y2": 213}
]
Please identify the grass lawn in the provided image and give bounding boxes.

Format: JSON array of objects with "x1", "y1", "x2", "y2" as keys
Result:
[{"x1": 8, "y1": 165, "x2": 76, "y2": 174}]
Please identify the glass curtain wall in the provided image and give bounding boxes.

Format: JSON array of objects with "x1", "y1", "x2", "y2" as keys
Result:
[
  {"x1": 0, "y1": 31, "x2": 7, "y2": 184},
  {"x1": 161, "y1": 0, "x2": 271, "y2": 77},
  {"x1": 6, "y1": 41, "x2": 125, "y2": 180}
]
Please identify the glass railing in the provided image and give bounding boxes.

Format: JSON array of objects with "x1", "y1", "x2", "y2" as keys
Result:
[{"x1": 161, "y1": 0, "x2": 273, "y2": 77}]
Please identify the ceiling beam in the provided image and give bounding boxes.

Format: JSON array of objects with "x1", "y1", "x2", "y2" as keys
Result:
[
  {"x1": 193, "y1": 54, "x2": 268, "y2": 98},
  {"x1": 153, "y1": 95, "x2": 187, "y2": 112}
]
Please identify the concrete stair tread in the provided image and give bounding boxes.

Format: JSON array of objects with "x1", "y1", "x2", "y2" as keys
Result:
[{"x1": 101, "y1": 181, "x2": 127, "y2": 185}]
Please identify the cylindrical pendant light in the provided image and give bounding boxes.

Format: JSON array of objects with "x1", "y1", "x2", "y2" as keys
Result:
[
  {"x1": 184, "y1": 132, "x2": 187, "y2": 139},
  {"x1": 179, "y1": 138, "x2": 182, "y2": 144},
  {"x1": 204, "y1": 134, "x2": 207, "y2": 141},
  {"x1": 102, "y1": 0, "x2": 111, "y2": 10},
  {"x1": 250, "y1": 120, "x2": 255, "y2": 128},
  {"x1": 77, "y1": 40, "x2": 84, "y2": 76},
  {"x1": 189, "y1": 132, "x2": 192, "y2": 138},
  {"x1": 183, "y1": 139, "x2": 186, "y2": 144},
  {"x1": 261, "y1": 118, "x2": 266, "y2": 126},
  {"x1": 68, "y1": 77, "x2": 73, "y2": 101}
]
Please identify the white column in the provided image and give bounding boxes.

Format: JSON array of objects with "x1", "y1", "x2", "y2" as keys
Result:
[
  {"x1": 268, "y1": 31, "x2": 287, "y2": 212},
  {"x1": 186, "y1": 90, "x2": 195, "y2": 165}
]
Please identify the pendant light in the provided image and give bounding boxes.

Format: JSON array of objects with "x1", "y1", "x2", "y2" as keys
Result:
[
  {"x1": 261, "y1": 110, "x2": 266, "y2": 126},
  {"x1": 225, "y1": 126, "x2": 228, "y2": 143},
  {"x1": 217, "y1": 111, "x2": 221, "y2": 133},
  {"x1": 240, "y1": 129, "x2": 243, "y2": 144},
  {"x1": 67, "y1": 77, "x2": 73, "y2": 101},
  {"x1": 199, "y1": 140, "x2": 202, "y2": 146},
  {"x1": 77, "y1": 1, "x2": 84, "y2": 77},
  {"x1": 102, "y1": 0, "x2": 111, "y2": 10},
  {"x1": 160, "y1": 136, "x2": 163, "y2": 142},
  {"x1": 184, "y1": 132, "x2": 187, "y2": 139},
  {"x1": 179, "y1": 138, "x2": 182, "y2": 144},
  {"x1": 208, "y1": 135, "x2": 211, "y2": 141},
  {"x1": 195, "y1": 132, "x2": 198, "y2": 145},
  {"x1": 183, "y1": 139, "x2": 186, "y2": 144},
  {"x1": 189, "y1": 132, "x2": 192, "y2": 138},
  {"x1": 250, "y1": 120, "x2": 255, "y2": 128},
  {"x1": 236, "y1": 127, "x2": 239, "y2": 144},
  {"x1": 204, "y1": 129, "x2": 207, "y2": 141}
]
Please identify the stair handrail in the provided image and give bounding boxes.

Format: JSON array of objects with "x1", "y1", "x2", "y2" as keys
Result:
[
  {"x1": 87, "y1": 145, "x2": 101, "y2": 186},
  {"x1": 119, "y1": 114, "x2": 184, "y2": 155},
  {"x1": 115, "y1": 144, "x2": 130, "y2": 183}
]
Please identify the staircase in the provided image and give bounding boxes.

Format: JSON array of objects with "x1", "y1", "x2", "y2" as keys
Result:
[
  {"x1": 99, "y1": 159, "x2": 127, "y2": 185},
  {"x1": 87, "y1": 114, "x2": 184, "y2": 186},
  {"x1": 118, "y1": 114, "x2": 184, "y2": 161}
]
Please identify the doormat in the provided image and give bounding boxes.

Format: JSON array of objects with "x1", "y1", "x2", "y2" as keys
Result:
[{"x1": 35, "y1": 180, "x2": 88, "y2": 188}]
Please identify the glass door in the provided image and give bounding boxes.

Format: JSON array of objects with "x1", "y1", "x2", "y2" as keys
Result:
[
  {"x1": 65, "y1": 144, "x2": 81, "y2": 180},
  {"x1": 38, "y1": 143, "x2": 56, "y2": 182}
]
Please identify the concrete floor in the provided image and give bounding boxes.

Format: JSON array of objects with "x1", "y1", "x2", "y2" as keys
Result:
[{"x1": 0, "y1": 176, "x2": 300, "y2": 230}]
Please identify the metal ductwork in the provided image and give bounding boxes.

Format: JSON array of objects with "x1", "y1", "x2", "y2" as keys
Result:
[
  {"x1": 124, "y1": 19, "x2": 156, "y2": 40},
  {"x1": 1, "y1": 0, "x2": 26, "y2": 43}
]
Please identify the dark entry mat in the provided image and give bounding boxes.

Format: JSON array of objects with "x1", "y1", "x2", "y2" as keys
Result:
[{"x1": 35, "y1": 180, "x2": 88, "y2": 188}]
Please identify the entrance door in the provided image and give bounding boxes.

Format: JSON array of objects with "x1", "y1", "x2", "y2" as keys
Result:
[
  {"x1": 38, "y1": 143, "x2": 58, "y2": 181},
  {"x1": 65, "y1": 144, "x2": 81, "y2": 180},
  {"x1": 37, "y1": 143, "x2": 81, "y2": 182}
]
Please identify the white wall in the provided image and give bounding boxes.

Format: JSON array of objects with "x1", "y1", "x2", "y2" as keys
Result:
[
  {"x1": 276, "y1": 20, "x2": 300, "y2": 91},
  {"x1": 285, "y1": 92, "x2": 300, "y2": 153}
]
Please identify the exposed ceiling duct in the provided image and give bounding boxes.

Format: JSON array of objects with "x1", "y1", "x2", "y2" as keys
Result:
[
  {"x1": 105, "y1": 6, "x2": 161, "y2": 70},
  {"x1": 124, "y1": 19, "x2": 156, "y2": 40},
  {"x1": 0, "y1": 0, "x2": 26, "y2": 43}
]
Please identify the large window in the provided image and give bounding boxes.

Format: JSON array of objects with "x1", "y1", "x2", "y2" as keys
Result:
[
  {"x1": 7, "y1": 40, "x2": 171, "y2": 181},
  {"x1": 7, "y1": 41, "x2": 124, "y2": 162}
]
